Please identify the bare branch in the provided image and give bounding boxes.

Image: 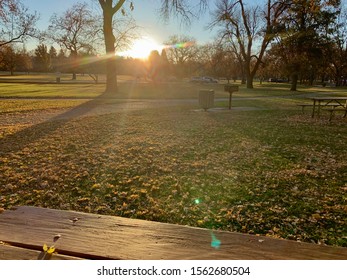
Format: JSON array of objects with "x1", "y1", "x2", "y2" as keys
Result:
[
  {"x1": 210, "y1": 0, "x2": 288, "y2": 88},
  {"x1": 0, "y1": 0, "x2": 39, "y2": 47},
  {"x1": 160, "y1": 0, "x2": 208, "y2": 25}
]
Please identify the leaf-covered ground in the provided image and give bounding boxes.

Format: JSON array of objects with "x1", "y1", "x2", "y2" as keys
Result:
[{"x1": 0, "y1": 88, "x2": 346, "y2": 247}]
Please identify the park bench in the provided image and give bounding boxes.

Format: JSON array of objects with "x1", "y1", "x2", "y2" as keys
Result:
[{"x1": 1, "y1": 206, "x2": 347, "y2": 260}]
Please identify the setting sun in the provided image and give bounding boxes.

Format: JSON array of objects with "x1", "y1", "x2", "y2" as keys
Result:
[{"x1": 118, "y1": 37, "x2": 163, "y2": 59}]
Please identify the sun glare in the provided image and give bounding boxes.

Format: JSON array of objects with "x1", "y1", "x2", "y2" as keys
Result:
[{"x1": 118, "y1": 37, "x2": 163, "y2": 59}]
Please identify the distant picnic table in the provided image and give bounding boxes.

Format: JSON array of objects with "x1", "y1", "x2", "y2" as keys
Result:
[{"x1": 1, "y1": 206, "x2": 347, "y2": 260}]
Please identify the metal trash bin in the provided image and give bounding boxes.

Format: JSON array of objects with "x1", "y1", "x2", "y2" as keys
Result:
[
  {"x1": 56, "y1": 72, "x2": 61, "y2": 83},
  {"x1": 199, "y1": 89, "x2": 214, "y2": 111}
]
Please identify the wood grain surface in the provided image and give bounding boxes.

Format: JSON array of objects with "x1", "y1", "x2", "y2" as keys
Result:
[{"x1": 0, "y1": 206, "x2": 346, "y2": 260}]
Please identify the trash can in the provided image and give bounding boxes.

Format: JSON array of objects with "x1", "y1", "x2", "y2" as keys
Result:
[
  {"x1": 56, "y1": 72, "x2": 61, "y2": 83},
  {"x1": 199, "y1": 89, "x2": 214, "y2": 111}
]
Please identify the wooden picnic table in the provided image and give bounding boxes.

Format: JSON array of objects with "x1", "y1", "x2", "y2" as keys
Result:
[
  {"x1": 1, "y1": 206, "x2": 347, "y2": 260},
  {"x1": 311, "y1": 96, "x2": 347, "y2": 118}
]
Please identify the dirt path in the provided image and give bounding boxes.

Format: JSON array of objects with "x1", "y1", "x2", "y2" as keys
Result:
[{"x1": 0, "y1": 96, "x2": 267, "y2": 128}]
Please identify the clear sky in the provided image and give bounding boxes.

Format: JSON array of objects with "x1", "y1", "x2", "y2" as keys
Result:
[
  {"x1": 21, "y1": 0, "x2": 217, "y2": 49},
  {"x1": 22, "y1": 0, "x2": 346, "y2": 56}
]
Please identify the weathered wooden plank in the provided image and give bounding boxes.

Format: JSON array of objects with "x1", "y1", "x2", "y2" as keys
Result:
[
  {"x1": 0, "y1": 206, "x2": 346, "y2": 260},
  {"x1": 0, "y1": 244, "x2": 82, "y2": 260}
]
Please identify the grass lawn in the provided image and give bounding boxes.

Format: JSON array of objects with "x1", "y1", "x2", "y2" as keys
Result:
[{"x1": 0, "y1": 80, "x2": 346, "y2": 247}]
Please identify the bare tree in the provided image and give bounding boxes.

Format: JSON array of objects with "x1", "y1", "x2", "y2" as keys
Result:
[
  {"x1": 208, "y1": 43, "x2": 239, "y2": 82},
  {"x1": 98, "y1": 0, "x2": 127, "y2": 93},
  {"x1": 98, "y1": 0, "x2": 208, "y2": 93},
  {"x1": 91, "y1": 6, "x2": 139, "y2": 55},
  {"x1": 0, "y1": 0, "x2": 38, "y2": 47},
  {"x1": 112, "y1": 16, "x2": 139, "y2": 52},
  {"x1": 211, "y1": 0, "x2": 287, "y2": 89},
  {"x1": 164, "y1": 34, "x2": 199, "y2": 78},
  {"x1": 48, "y1": 3, "x2": 96, "y2": 80}
]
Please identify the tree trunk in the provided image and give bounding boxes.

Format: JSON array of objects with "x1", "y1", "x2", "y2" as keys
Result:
[
  {"x1": 321, "y1": 74, "x2": 325, "y2": 84},
  {"x1": 290, "y1": 73, "x2": 298, "y2": 91},
  {"x1": 334, "y1": 68, "x2": 342, "y2": 86},
  {"x1": 246, "y1": 66, "x2": 254, "y2": 89},
  {"x1": 309, "y1": 74, "x2": 314, "y2": 86},
  {"x1": 103, "y1": 7, "x2": 117, "y2": 93},
  {"x1": 240, "y1": 66, "x2": 246, "y2": 84},
  {"x1": 246, "y1": 76, "x2": 254, "y2": 89},
  {"x1": 70, "y1": 51, "x2": 78, "y2": 80}
]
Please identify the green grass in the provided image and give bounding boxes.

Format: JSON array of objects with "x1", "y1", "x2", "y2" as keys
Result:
[
  {"x1": 0, "y1": 99, "x2": 88, "y2": 113},
  {"x1": 0, "y1": 83, "x2": 104, "y2": 98},
  {"x1": 0, "y1": 82, "x2": 230, "y2": 99},
  {"x1": 0, "y1": 80, "x2": 346, "y2": 247}
]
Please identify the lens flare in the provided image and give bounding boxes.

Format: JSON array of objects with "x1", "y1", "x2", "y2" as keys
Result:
[
  {"x1": 164, "y1": 41, "x2": 195, "y2": 49},
  {"x1": 193, "y1": 198, "x2": 222, "y2": 249},
  {"x1": 210, "y1": 231, "x2": 221, "y2": 249}
]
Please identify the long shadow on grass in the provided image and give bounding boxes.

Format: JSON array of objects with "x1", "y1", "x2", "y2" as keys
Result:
[{"x1": 0, "y1": 92, "x2": 117, "y2": 155}]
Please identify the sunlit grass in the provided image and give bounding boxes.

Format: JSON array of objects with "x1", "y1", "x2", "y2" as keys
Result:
[
  {"x1": 0, "y1": 80, "x2": 346, "y2": 247},
  {"x1": 0, "y1": 99, "x2": 88, "y2": 113},
  {"x1": 0, "y1": 83, "x2": 104, "y2": 98}
]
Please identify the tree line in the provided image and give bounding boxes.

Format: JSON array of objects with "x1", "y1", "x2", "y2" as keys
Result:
[
  {"x1": 0, "y1": 35, "x2": 243, "y2": 83},
  {"x1": 0, "y1": 0, "x2": 346, "y2": 91}
]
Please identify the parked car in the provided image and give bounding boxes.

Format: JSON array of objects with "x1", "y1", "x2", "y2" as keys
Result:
[
  {"x1": 189, "y1": 76, "x2": 218, "y2": 83},
  {"x1": 190, "y1": 76, "x2": 203, "y2": 83},
  {"x1": 268, "y1": 78, "x2": 287, "y2": 83},
  {"x1": 202, "y1": 76, "x2": 218, "y2": 83}
]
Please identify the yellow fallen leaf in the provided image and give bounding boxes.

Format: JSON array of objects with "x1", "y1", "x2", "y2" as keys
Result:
[
  {"x1": 43, "y1": 244, "x2": 55, "y2": 254},
  {"x1": 47, "y1": 246, "x2": 55, "y2": 254},
  {"x1": 312, "y1": 214, "x2": 321, "y2": 220}
]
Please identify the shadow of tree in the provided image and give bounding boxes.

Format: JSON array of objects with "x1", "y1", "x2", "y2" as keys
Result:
[{"x1": 0, "y1": 92, "x2": 115, "y2": 155}]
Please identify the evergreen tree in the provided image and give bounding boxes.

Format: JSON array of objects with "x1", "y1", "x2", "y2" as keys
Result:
[{"x1": 34, "y1": 44, "x2": 50, "y2": 72}]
